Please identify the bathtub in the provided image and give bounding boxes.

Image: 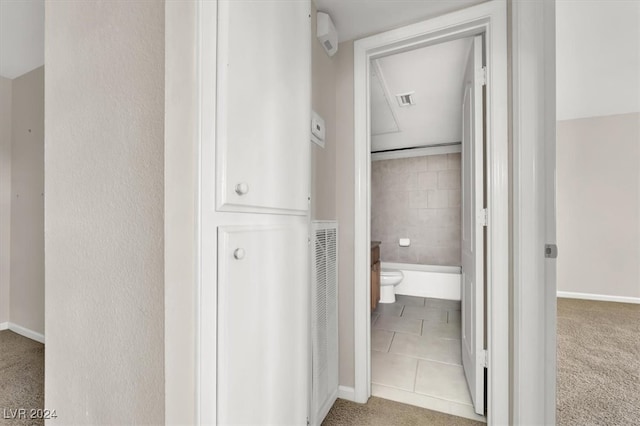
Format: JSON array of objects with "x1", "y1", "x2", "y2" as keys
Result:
[{"x1": 382, "y1": 262, "x2": 462, "y2": 301}]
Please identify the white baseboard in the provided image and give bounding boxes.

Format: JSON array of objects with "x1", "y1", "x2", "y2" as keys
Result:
[
  {"x1": 7, "y1": 322, "x2": 45, "y2": 344},
  {"x1": 557, "y1": 291, "x2": 640, "y2": 305},
  {"x1": 0, "y1": 322, "x2": 8, "y2": 331},
  {"x1": 337, "y1": 385, "x2": 356, "y2": 402}
]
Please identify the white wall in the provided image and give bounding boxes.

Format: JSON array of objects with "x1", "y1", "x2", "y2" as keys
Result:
[
  {"x1": 556, "y1": 0, "x2": 640, "y2": 121},
  {"x1": 164, "y1": 1, "x2": 199, "y2": 424},
  {"x1": 0, "y1": 76, "x2": 11, "y2": 325},
  {"x1": 0, "y1": 0, "x2": 44, "y2": 79},
  {"x1": 311, "y1": 1, "x2": 337, "y2": 221},
  {"x1": 10, "y1": 66, "x2": 44, "y2": 335},
  {"x1": 45, "y1": 1, "x2": 165, "y2": 423},
  {"x1": 557, "y1": 113, "x2": 640, "y2": 300},
  {"x1": 335, "y1": 40, "x2": 355, "y2": 387},
  {"x1": 0, "y1": 67, "x2": 45, "y2": 334},
  {"x1": 557, "y1": 0, "x2": 640, "y2": 301}
]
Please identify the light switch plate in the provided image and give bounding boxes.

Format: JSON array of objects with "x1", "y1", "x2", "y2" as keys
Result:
[{"x1": 311, "y1": 110, "x2": 325, "y2": 147}]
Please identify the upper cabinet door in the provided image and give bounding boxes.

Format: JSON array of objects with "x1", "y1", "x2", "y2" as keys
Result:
[{"x1": 216, "y1": 0, "x2": 311, "y2": 215}]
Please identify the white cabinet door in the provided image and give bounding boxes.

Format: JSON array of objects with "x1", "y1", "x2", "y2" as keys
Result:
[
  {"x1": 217, "y1": 223, "x2": 309, "y2": 425},
  {"x1": 216, "y1": 0, "x2": 311, "y2": 215},
  {"x1": 461, "y1": 35, "x2": 486, "y2": 416}
]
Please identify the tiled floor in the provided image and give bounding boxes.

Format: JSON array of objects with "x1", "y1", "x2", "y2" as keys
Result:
[{"x1": 371, "y1": 295, "x2": 486, "y2": 422}]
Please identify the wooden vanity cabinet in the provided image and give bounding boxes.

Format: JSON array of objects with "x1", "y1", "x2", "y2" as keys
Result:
[{"x1": 371, "y1": 244, "x2": 381, "y2": 311}]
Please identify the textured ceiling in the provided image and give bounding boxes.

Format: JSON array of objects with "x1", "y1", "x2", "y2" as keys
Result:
[{"x1": 0, "y1": 0, "x2": 44, "y2": 79}]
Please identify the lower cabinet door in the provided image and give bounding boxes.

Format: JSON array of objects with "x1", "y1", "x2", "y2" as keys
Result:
[{"x1": 218, "y1": 223, "x2": 309, "y2": 425}]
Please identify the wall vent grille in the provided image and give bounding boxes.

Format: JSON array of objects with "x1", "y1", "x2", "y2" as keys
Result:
[
  {"x1": 396, "y1": 92, "x2": 416, "y2": 107},
  {"x1": 310, "y1": 221, "x2": 338, "y2": 426}
]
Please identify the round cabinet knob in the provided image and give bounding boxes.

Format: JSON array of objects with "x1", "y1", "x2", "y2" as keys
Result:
[
  {"x1": 233, "y1": 248, "x2": 245, "y2": 260},
  {"x1": 235, "y1": 182, "x2": 249, "y2": 195}
]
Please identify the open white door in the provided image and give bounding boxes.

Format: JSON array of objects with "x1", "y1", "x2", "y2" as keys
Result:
[{"x1": 461, "y1": 35, "x2": 485, "y2": 416}]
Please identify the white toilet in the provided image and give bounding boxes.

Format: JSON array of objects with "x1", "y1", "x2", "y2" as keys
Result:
[{"x1": 379, "y1": 269, "x2": 404, "y2": 304}]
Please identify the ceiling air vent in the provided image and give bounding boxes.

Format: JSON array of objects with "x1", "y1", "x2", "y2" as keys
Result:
[{"x1": 395, "y1": 92, "x2": 415, "y2": 107}]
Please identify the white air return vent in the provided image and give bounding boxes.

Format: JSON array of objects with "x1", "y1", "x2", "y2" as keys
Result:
[
  {"x1": 311, "y1": 221, "x2": 338, "y2": 426},
  {"x1": 396, "y1": 92, "x2": 415, "y2": 107}
]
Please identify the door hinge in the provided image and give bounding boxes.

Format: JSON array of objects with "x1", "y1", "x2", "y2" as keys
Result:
[
  {"x1": 482, "y1": 349, "x2": 489, "y2": 368},
  {"x1": 307, "y1": 416, "x2": 310, "y2": 426},
  {"x1": 478, "y1": 66, "x2": 487, "y2": 86},
  {"x1": 478, "y1": 208, "x2": 488, "y2": 227}
]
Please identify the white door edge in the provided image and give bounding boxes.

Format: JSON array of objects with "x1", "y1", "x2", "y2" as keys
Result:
[
  {"x1": 461, "y1": 34, "x2": 486, "y2": 416},
  {"x1": 511, "y1": 1, "x2": 557, "y2": 424}
]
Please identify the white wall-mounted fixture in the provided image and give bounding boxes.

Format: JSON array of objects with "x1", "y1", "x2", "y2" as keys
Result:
[
  {"x1": 317, "y1": 12, "x2": 338, "y2": 57},
  {"x1": 311, "y1": 110, "x2": 326, "y2": 147},
  {"x1": 395, "y1": 92, "x2": 415, "y2": 107}
]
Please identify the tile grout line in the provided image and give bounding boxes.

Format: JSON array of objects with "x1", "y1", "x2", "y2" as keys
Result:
[
  {"x1": 373, "y1": 383, "x2": 478, "y2": 413},
  {"x1": 371, "y1": 298, "x2": 475, "y2": 418},
  {"x1": 386, "y1": 331, "x2": 396, "y2": 353},
  {"x1": 411, "y1": 355, "x2": 419, "y2": 392}
]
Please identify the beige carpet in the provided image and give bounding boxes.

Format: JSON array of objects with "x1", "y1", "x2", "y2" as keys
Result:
[
  {"x1": 557, "y1": 298, "x2": 640, "y2": 426},
  {"x1": 0, "y1": 330, "x2": 44, "y2": 426},
  {"x1": 322, "y1": 397, "x2": 483, "y2": 426}
]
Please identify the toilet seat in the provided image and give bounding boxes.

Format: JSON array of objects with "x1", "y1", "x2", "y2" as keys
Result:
[{"x1": 380, "y1": 269, "x2": 403, "y2": 285}]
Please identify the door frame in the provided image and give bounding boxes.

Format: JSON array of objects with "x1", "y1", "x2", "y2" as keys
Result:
[
  {"x1": 511, "y1": 1, "x2": 557, "y2": 424},
  {"x1": 352, "y1": 1, "x2": 509, "y2": 424}
]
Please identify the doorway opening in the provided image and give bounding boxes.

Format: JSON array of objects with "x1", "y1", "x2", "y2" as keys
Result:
[
  {"x1": 368, "y1": 33, "x2": 485, "y2": 422},
  {"x1": 352, "y1": 2, "x2": 509, "y2": 424}
]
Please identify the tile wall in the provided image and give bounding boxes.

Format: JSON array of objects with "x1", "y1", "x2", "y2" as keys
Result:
[{"x1": 371, "y1": 153, "x2": 461, "y2": 266}]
